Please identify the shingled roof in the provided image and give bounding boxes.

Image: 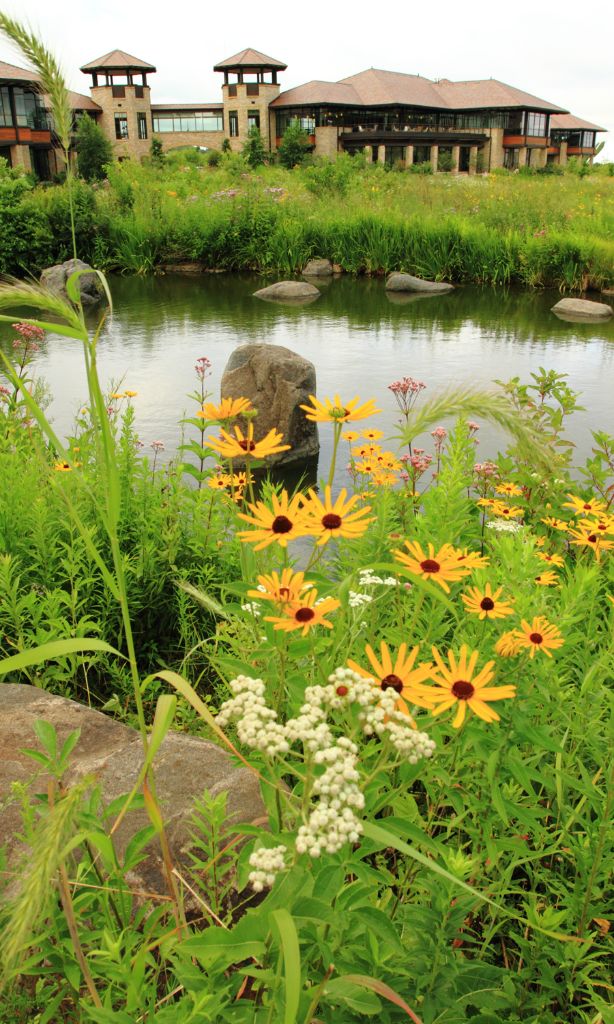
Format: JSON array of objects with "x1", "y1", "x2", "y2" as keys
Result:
[
  {"x1": 550, "y1": 113, "x2": 606, "y2": 132},
  {"x1": 0, "y1": 59, "x2": 40, "y2": 83},
  {"x1": 80, "y1": 50, "x2": 156, "y2": 73},
  {"x1": 273, "y1": 68, "x2": 568, "y2": 113},
  {"x1": 214, "y1": 48, "x2": 286, "y2": 71}
]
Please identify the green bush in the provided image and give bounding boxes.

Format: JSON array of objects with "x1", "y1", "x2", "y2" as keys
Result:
[
  {"x1": 75, "y1": 113, "x2": 113, "y2": 182},
  {"x1": 278, "y1": 120, "x2": 312, "y2": 169}
]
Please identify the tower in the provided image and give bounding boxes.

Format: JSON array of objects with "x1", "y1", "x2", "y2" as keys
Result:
[
  {"x1": 80, "y1": 49, "x2": 156, "y2": 160},
  {"x1": 213, "y1": 48, "x2": 286, "y2": 152}
]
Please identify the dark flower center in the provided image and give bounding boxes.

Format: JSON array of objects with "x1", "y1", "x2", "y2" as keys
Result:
[
  {"x1": 583, "y1": 503, "x2": 592, "y2": 510},
  {"x1": 295, "y1": 607, "x2": 315, "y2": 623},
  {"x1": 272, "y1": 515, "x2": 293, "y2": 534},
  {"x1": 480, "y1": 597, "x2": 495, "y2": 611},
  {"x1": 587, "y1": 534, "x2": 597, "y2": 543},
  {"x1": 381, "y1": 673, "x2": 404, "y2": 693},
  {"x1": 322, "y1": 513, "x2": 342, "y2": 530},
  {"x1": 238, "y1": 439, "x2": 256, "y2": 452},
  {"x1": 529, "y1": 632, "x2": 543, "y2": 644},
  {"x1": 420, "y1": 559, "x2": 441, "y2": 573},
  {"x1": 451, "y1": 679, "x2": 475, "y2": 700},
  {"x1": 279, "y1": 587, "x2": 291, "y2": 599},
  {"x1": 336, "y1": 685, "x2": 349, "y2": 697}
]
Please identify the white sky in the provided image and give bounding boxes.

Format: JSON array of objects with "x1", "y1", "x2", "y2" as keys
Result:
[{"x1": 1, "y1": 0, "x2": 613, "y2": 159}]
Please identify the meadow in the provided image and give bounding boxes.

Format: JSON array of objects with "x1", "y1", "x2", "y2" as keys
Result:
[{"x1": 0, "y1": 17, "x2": 613, "y2": 1024}]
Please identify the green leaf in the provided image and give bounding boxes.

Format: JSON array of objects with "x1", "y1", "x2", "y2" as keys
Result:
[
  {"x1": 183, "y1": 924, "x2": 264, "y2": 969},
  {"x1": 270, "y1": 908, "x2": 301, "y2": 1024},
  {"x1": 0, "y1": 638, "x2": 122, "y2": 677},
  {"x1": 332, "y1": 974, "x2": 423, "y2": 1022},
  {"x1": 353, "y1": 906, "x2": 405, "y2": 955},
  {"x1": 147, "y1": 694, "x2": 177, "y2": 764}
]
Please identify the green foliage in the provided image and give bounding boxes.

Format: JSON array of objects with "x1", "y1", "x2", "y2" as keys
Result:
[
  {"x1": 75, "y1": 114, "x2": 113, "y2": 182},
  {"x1": 242, "y1": 125, "x2": 267, "y2": 168},
  {"x1": 278, "y1": 119, "x2": 312, "y2": 169},
  {"x1": 149, "y1": 134, "x2": 165, "y2": 166}
]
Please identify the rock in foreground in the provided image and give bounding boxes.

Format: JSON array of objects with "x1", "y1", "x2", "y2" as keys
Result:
[
  {"x1": 303, "y1": 259, "x2": 333, "y2": 277},
  {"x1": 385, "y1": 272, "x2": 454, "y2": 294},
  {"x1": 253, "y1": 280, "x2": 321, "y2": 303},
  {"x1": 40, "y1": 258, "x2": 105, "y2": 306},
  {"x1": 0, "y1": 684, "x2": 264, "y2": 900},
  {"x1": 551, "y1": 297, "x2": 613, "y2": 321},
  {"x1": 221, "y1": 344, "x2": 319, "y2": 468}
]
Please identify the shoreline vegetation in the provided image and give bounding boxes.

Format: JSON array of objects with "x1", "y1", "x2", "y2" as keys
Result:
[
  {"x1": 0, "y1": 17, "x2": 613, "y2": 1024},
  {"x1": 1, "y1": 148, "x2": 614, "y2": 292}
]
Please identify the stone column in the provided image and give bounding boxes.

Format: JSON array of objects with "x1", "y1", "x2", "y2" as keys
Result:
[
  {"x1": 404, "y1": 144, "x2": 414, "y2": 169},
  {"x1": 558, "y1": 140, "x2": 568, "y2": 167},
  {"x1": 468, "y1": 145, "x2": 478, "y2": 175},
  {"x1": 10, "y1": 144, "x2": 31, "y2": 172},
  {"x1": 518, "y1": 147, "x2": 528, "y2": 167},
  {"x1": 451, "y1": 145, "x2": 460, "y2": 174},
  {"x1": 430, "y1": 144, "x2": 439, "y2": 172},
  {"x1": 378, "y1": 145, "x2": 386, "y2": 165}
]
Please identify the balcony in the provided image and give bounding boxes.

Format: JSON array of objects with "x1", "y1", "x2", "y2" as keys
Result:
[{"x1": 339, "y1": 127, "x2": 487, "y2": 145}]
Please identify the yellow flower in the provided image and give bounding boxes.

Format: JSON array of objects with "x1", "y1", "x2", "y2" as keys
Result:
[
  {"x1": 237, "y1": 491, "x2": 307, "y2": 550},
  {"x1": 53, "y1": 460, "x2": 72, "y2": 472},
  {"x1": 124, "y1": 389, "x2": 138, "y2": 398},
  {"x1": 461, "y1": 584, "x2": 515, "y2": 620},
  {"x1": 347, "y1": 642, "x2": 433, "y2": 722},
  {"x1": 110, "y1": 392, "x2": 125, "y2": 400},
  {"x1": 166, "y1": 190, "x2": 177, "y2": 196},
  {"x1": 354, "y1": 459, "x2": 378, "y2": 475},
  {"x1": 300, "y1": 393, "x2": 381, "y2": 423},
  {"x1": 361, "y1": 428, "x2": 385, "y2": 441},
  {"x1": 577, "y1": 516, "x2": 614, "y2": 537},
  {"x1": 264, "y1": 589, "x2": 340, "y2": 636},
  {"x1": 563, "y1": 494, "x2": 607, "y2": 517},
  {"x1": 568, "y1": 524, "x2": 613, "y2": 561},
  {"x1": 534, "y1": 571, "x2": 559, "y2": 586},
  {"x1": 372, "y1": 471, "x2": 398, "y2": 487},
  {"x1": 489, "y1": 501, "x2": 524, "y2": 519},
  {"x1": 207, "y1": 472, "x2": 231, "y2": 490},
  {"x1": 494, "y1": 630, "x2": 522, "y2": 657},
  {"x1": 352, "y1": 443, "x2": 382, "y2": 458},
  {"x1": 455, "y1": 549, "x2": 490, "y2": 569},
  {"x1": 198, "y1": 397, "x2": 253, "y2": 421},
  {"x1": 247, "y1": 568, "x2": 311, "y2": 606},
  {"x1": 342, "y1": 430, "x2": 360, "y2": 441},
  {"x1": 205, "y1": 423, "x2": 290, "y2": 460},
  {"x1": 300, "y1": 486, "x2": 374, "y2": 546},
  {"x1": 541, "y1": 516, "x2": 569, "y2": 531},
  {"x1": 514, "y1": 616, "x2": 564, "y2": 659},
  {"x1": 536, "y1": 551, "x2": 564, "y2": 567},
  {"x1": 423, "y1": 645, "x2": 516, "y2": 728},
  {"x1": 495, "y1": 482, "x2": 523, "y2": 497},
  {"x1": 392, "y1": 541, "x2": 472, "y2": 593}
]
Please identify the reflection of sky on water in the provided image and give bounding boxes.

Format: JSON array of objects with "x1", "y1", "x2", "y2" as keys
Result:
[{"x1": 1, "y1": 274, "x2": 612, "y2": 490}]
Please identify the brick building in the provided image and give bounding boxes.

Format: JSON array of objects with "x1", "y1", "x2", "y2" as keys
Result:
[{"x1": 0, "y1": 47, "x2": 605, "y2": 176}]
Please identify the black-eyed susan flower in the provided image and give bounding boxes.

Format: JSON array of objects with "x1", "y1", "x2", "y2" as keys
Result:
[
  {"x1": 490, "y1": 501, "x2": 524, "y2": 520},
  {"x1": 264, "y1": 589, "x2": 340, "y2": 636},
  {"x1": 541, "y1": 516, "x2": 570, "y2": 531},
  {"x1": 361, "y1": 428, "x2": 385, "y2": 441},
  {"x1": 392, "y1": 541, "x2": 472, "y2": 592},
  {"x1": 198, "y1": 396, "x2": 252, "y2": 421},
  {"x1": 301, "y1": 486, "x2": 374, "y2": 546},
  {"x1": 534, "y1": 571, "x2": 559, "y2": 586},
  {"x1": 423, "y1": 644, "x2": 516, "y2": 727},
  {"x1": 207, "y1": 472, "x2": 231, "y2": 491},
  {"x1": 300, "y1": 394, "x2": 381, "y2": 424},
  {"x1": 495, "y1": 482, "x2": 523, "y2": 497},
  {"x1": 53, "y1": 460, "x2": 72, "y2": 472},
  {"x1": 125, "y1": 389, "x2": 138, "y2": 398},
  {"x1": 563, "y1": 494, "x2": 607, "y2": 517},
  {"x1": 536, "y1": 551, "x2": 564, "y2": 567},
  {"x1": 205, "y1": 423, "x2": 290, "y2": 460},
  {"x1": 341, "y1": 430, "x2": 360, "y2": 441},
  {"x1": 237, "y1": 491, "x2": 307, "y2": 550},
  {"x1": 456, "y1": 548, "x2": 490, "y2": 570},
  {"x1": 577, "y1": 516, "x2": 614, "y2": 537},
  {"x1": 347, "y1": 642, "x2": 433, "y2": 722},
  {"x1": 494, "y1": 631, "x2": 522, "y2": 657},
  {"x1": 247, "y1": 568, "x2": 311, "y2": 606},
  {"x1": 372, "y1": 471, "x2": 398, "y2": 487},
  {"x1": 461, "y1": 584, "x2": 515, "y2": 620},
  {"x1": 568, "y1": 524, "x2": 613, "y2": 561},
  {"x1": 514, "y1": 616, "x2": 564, "y2": 658}
]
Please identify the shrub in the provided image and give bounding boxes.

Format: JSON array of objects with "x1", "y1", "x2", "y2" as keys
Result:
[
  {"x1": 242, "y1": 125, "x2": 267, "y2": 168},
  {"x1": 150, "y1": 135, "x2": 165, "y2": 166},
  {"x1": 278, "y1": 120, "x2": 312, "y2": 169},
  {"x1": 75, "y1": 113, "x2": 113, "y2": 182}
]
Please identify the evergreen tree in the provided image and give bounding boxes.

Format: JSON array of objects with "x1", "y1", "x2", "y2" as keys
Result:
[
  {"x1": 150, "y1": 136, "x2": 165, "y2": 166},
  {"x1": 242, "y1": 125, "x2": 266, "y2": 168},
  {"x1": 75, "y1": 114, "x2": 113, "y2": 182},
  {"x1": 278, "y1": 120, "x2": 311, "y2": 169}
]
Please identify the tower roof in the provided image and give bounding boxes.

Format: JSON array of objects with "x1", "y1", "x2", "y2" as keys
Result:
[
  {"x1": 213, "y1": 48, "x2": 286, "y2": 72},
  {"x1": 80, "y1": 49, "x2": 156, "y2": 74}
]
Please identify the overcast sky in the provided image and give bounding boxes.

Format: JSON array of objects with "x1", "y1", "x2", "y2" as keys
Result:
[{"x1": 1, "y1": 0, "x2": 612, "y2": 159}]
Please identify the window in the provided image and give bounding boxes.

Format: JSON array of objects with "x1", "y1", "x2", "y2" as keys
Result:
[
  {"x1": 247, "y1": 111, "x2": 260, "y2": 131},
  {"x1": 525, "y1": 112, "x2": 547, "y2": 137},
  {"x1": 0, "y1": 87, "x2": 12, "y2": 127},
  {"x1": 246, "y1": 83, "x2": 259, "y2": 97},
  {"x1": 115, "y1": 113, "x2": 129, "y2": 139},
  {"x1": 229, "y1": 111, "x2": 239, "y2": 137},
  {"x1": 135, "y1": 85, "x2": 144, "y2": 99},
  {"x1": 137, "y1": 112, "x2": 148, "y2": 140},
  {"x1": 582, "y1": 131, "x2": 595, "y2": 148},
  {"x1": 151, "y1": 112, "x2": 224, "y2": 133},
  {"x1": 228, "y1": 84, "x2": 237, "y2": 97},
  {"x1": 112, "y1": 85, "x2": 125, "y2": 98},
  {"x1": 504, "y1": 148, "x2": 519, "y2": 169},
  {"x1": 12, "y1": 87, "x2": 48, "y2": 129}
]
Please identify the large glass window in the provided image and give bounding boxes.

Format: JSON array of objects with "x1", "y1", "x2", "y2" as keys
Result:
[
  {"x1": 582, "y1": 131, "x2": 595, "y2": 147},
  {"x1": 525, "y1": 112, "x2": 547, "y2": 137},
  {"x1": 137, "y1": 112, "x2": 148, "y2": 140},
  {"x1": 115, "y1": 114, "x2": 129, "y2": 139},
  {"x1": 247, "y1": 111, "x2": 260, "y2": 131},
  {"x1": 504, "y1": 148, "x2": 519, "y2": 169},
  {"x1": 229, "y1": 111, "x2": 239, "y2": 137},
  {"x1": 12, "y1": 87, "x2": 47, "y2": 129},
  {"x1": 151, "y1": 112, "x2": 224, "y2": 133},
  {"x1": 0, "y1": 86, "x2": 13, "y2": 127}
]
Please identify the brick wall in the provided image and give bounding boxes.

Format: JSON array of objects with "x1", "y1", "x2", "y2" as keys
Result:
[{"x1": 91, "y1": 84, "x2": 152, "y2": 161}]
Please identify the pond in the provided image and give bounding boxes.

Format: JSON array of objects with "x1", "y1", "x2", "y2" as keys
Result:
[{"x1": 2, "y1": 274, "x2": 613, "y2": 489}]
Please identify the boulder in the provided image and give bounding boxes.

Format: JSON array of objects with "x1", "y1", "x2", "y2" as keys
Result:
[
  {"x1": 0, "y1": 684, "x2": 265, "y2": 900},
  {"x1": 40, "y1": 259, "x2": 105, "y2": 307},
  {"x1": 303, "y1": 258, "x2": 333, "y2": 277},
  {"x1": 602, "y1": 287, "x2": 614, "y2": 297},
  {"x1": 551, "y1": 297, "x2": 613, "y2": 322},
  {"x1": 160, "y1": 262, "x2": 206, "y2": 274},
  {"x1": 253, "y1": 280, "x2": 321, "y2": 304},
  {"x1": 385, "y1": 272, "x2": 454, "y2": 295},
  {"x1": 221, "y1": 344, "x2": 319, "y2": 468}
]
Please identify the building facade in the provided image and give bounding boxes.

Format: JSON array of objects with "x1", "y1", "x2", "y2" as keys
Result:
[{"x1": 0, "y1": 47, "x2": 605, "y2": 177}]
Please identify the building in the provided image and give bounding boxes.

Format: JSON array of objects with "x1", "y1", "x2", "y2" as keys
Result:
[{"x1": 0, "y1": 47, "x2": 606, "y2": 177}]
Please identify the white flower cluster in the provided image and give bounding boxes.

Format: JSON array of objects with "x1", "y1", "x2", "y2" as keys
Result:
[
  {"x1": 241, "y1": 601, "x2": 261, "y2": 617},
  {"x1": 296, "y1": 737, "x2": 364, "y2": 857},
  {"x1": 486, "y1": 519, "x2": 523, "y2": 534},
  {"x1": 248, "y1": 845, "x2": 287, "y2": 892},
  {"x1": 217, "y1": 676, "x2": 289, "y2": 755},
  {"x1": 358, "y1": 570, "x2": 399, "y2": 587},
  {"x1": 348, "y1": 590, "x2": 373, "y2": 608}
]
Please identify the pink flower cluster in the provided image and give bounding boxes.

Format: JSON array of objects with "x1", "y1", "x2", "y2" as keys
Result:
[
  {"x1": 388, "y1": 376, "x2": 426, "y2": 414},
  {"x1": 410, "y1": 449, "x2": 433, "y2": 475},
  {"x1": 12, "y1": 322, "x2": 44, "y2": 352},
  {"x1": 431, "y1": 426, "x2": 447, "y2": 453},
  {"x1": 195, "y1": 356, "x2": 212, "y2": 381}
]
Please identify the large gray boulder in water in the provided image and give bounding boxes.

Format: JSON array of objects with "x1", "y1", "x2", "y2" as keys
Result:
[
  {"x1": 551, "y1": 297, "x2": 613, "y2": 322},
  {"x1": 0, "y1": 684, "x2": 265, "y2": 900},
  {"x1": 385, "y1": 272, "x2": 454, "y2": 294},
  {"x1": 40, "y1": 258, "x2": 105, "y2": 306},
  {"x1": 302, "y1": 258, "x2": 333, "y2": 277},
  {"x1": 221, "y1": 343, "x2": 319, "y2": 468},
  {"x1": 253, "y1": 280, "x2": 321, "y2": 304}
]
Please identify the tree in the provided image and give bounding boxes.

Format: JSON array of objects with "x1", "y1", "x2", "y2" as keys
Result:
[
  {"x1": 150, "y1": 135, "x2": 165, "y2": 166},
  {"x1": 75, "y1": 114, "x2": 113, "y2": 182},
  {"x1": 278, "y1": 120, "x2": 311, "y2": 169},
  {"x1": 242, "y1": 125, "x2": 266, "y2": 168}
]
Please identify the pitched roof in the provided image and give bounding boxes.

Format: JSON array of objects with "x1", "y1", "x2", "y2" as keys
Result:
[
  {"x1": 550, "y1": 113, "x2": 606, "y2": 132},
  {"x1": 0, "y1": 59, "x2": 39, "y2": 83},
  {"x1": 273, "y1": 67, "x2": 568, "y2": 113},
  {"x1": 80, "y1": 50, "x2": 156, "y2": 73},
  {"x1": 213, "y1": 48, "x2": 286, "y2": 71},
  {"x1": 67, "y1": 91, "x2": 102, "y2": 111}
]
